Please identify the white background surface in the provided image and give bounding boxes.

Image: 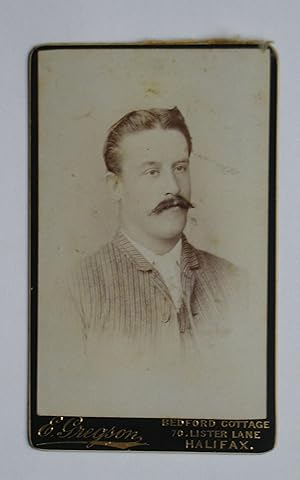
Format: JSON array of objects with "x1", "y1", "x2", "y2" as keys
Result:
[{"x1": 0, "y1": 1, "x2": 299, "y2": 478}]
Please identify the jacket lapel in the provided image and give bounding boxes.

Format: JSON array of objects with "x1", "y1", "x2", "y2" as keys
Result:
[
  {"x1": 113, "y1": 231, "x2": 173, "y2": 303},
  {"x1": 114, "y1": 231, "x2": 203, "y2": 319},
  {"x1": 179, "y1": 235, "x2": 200, "y2": 330}
]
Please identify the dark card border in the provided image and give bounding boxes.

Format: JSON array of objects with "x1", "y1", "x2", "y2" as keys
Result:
[{"x1": 29, "y1": 42, "x2": 277, "y2": 453}]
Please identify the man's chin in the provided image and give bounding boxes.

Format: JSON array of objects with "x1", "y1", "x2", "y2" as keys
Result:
[{"x1": 153, "y1": 215, "x2": 187, "y2": 240}]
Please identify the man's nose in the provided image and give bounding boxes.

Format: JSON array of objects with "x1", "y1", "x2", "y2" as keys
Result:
[{"x1": 163, "y1": 171, "x2": 180, "y2": 196}]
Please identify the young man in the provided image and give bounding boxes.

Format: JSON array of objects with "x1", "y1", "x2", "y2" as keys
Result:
[{"x1": 68, "y1": 107, "x2": 244, "y2": 354}]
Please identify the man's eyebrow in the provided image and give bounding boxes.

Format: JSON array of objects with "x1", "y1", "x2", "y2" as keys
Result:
[
  {"x1": 139, "y1": 159, "x2": 189, "y2": 169},
  {"x1": 140, "y1": 161, "x2": 161, "y2": 168},
  {"x1": 172, "y1": 159, "x2": 190, "y2": 165}
]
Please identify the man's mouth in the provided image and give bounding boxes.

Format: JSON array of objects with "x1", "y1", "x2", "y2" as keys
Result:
[
  {"x1": 165, "y1": 201, "x2": 181, "y2": 209},
  {"x1": 150, "y1": 196, "x2": 194, "y2": 215}
]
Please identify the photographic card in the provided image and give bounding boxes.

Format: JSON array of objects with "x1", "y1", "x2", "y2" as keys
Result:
[{"x1": 29, "y1": 42, "x2": 277, "y2": 452}]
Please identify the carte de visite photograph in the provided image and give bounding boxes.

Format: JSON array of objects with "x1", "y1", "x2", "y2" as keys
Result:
[{"x1": 29, "y1": 43, "x2": 276, "y2": 452}]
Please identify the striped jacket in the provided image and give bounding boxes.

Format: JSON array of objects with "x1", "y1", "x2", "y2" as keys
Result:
[
  {"x1": 67, "y1": 231, "x2": 245, "y2": 355},
  {"x1": 42, "y1": 231, "x2": 251, "y2": 417}
]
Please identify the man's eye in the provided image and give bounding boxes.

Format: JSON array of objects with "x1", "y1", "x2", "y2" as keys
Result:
[
  {"x1": 146, "y1": 169, "x2": 159, "y2": 176},
  {"x1": 174, "y1": 164, "x2": 187, "y2": 173}
]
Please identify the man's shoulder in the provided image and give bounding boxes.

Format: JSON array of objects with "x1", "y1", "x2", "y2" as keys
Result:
[
  {"x1": 185, "y1": 239, "x2": 245, "y2": 280},
  {"x1": 83, "y1": 238, "x2": 117, "y2": 264},
  {"x1": 186, "y1": 240, "x2": 248, "y2": 305},
  {"x1": 76, "y1": 238, "x2": 121, "y2": 276},
  {"x1": 67, "y1": 239, "x2": 118, "y2": 291},
  {"x1": 197, "y1": 248, "x2": 239, "y2": 273}
]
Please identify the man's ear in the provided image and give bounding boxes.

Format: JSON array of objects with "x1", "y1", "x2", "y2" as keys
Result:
[{"x1": 105, "y1": 171, "x2": 123, "y2": 202}]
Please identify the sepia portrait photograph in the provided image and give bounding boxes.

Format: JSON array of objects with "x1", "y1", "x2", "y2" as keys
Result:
[{"x1": 30, "y1": 43, "x2": 276, "y2": 451}]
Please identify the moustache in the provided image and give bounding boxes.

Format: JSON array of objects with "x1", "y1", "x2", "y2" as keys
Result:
[{"x1": 150, "y1": 195, "x2": 195, "y2": 215}]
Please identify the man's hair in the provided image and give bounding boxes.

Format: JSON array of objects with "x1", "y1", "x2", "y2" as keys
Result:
[{"x1": 103, "y1": 107, "x2": 192, "y2": 174}]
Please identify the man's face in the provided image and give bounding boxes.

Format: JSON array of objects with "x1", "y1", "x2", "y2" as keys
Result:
[{"x1": 115, "y1": 128, "x2": 192, "y2": 243}]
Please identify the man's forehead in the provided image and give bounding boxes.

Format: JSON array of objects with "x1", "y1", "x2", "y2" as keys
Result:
[{"x1": 118, "y1": 128, "x2": 189, "y2": 162}]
